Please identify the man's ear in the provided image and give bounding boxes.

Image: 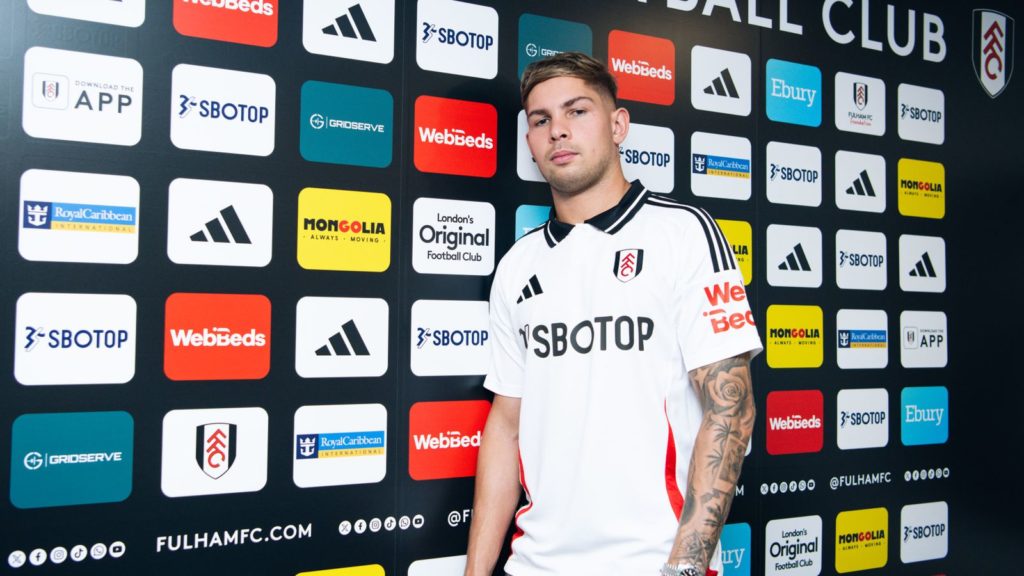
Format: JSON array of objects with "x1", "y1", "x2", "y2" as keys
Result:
[{"x1": 611, "y1": 107, "x2": 630, "y2": 145}]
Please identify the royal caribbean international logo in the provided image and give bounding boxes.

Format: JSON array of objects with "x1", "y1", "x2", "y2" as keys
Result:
[
  {"x1": 295, "y1": 431, "x2": 385, "y2": 460},
  {"x1": 974, "y1": 9, "x2": 1014, "y2": 98}
]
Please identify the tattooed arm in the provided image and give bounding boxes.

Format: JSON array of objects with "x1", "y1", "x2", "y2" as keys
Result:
[{"x1": 667, "y1": 353, "x2": 756, "y2": 572}]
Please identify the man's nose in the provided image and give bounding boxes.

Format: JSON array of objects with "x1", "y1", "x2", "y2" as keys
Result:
[{"x1": 548, "y1": 117, "x2": 569, "y2": 141}]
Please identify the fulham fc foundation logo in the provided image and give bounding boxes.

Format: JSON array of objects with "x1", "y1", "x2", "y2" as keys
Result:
[
  {"x1": 974, "y1": 9, "x2": 1014, "y2": 98},
  {"x1": 613, "y1": 248, "x2": 644, "y2": 282},
  {"x1": 196, "y1": 423, "x2": 237, "y2": 480}
]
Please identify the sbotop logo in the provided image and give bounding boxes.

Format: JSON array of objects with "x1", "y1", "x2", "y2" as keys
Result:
[
  {"x1": 413, "y1": 198, "x2": 495, "y2": 276},
  {"x1": 300, "y1": 81, "x2": 393, "y2": 168},
  {"x1": 766, "y1": 390, "x2": 823, "y2": 455},
  {"x1": 900, "y1": 501, "x2": 948, "y2": 563},
  {"x1": 835, "y1": 150, "x2": 886, "y2": 213},
  {"x1": 765, "y1": 142, "x2": 821, "y2": 207},
  {"x1": 835, "y1": 508, "x2": 888, "y2": 573},
  {"x1": 608, "y1": 30, "x2": 675, "y2": 105},
  {"x1": 720, "y1": 523, "x2": 751, "y2": 576},
  {"x1": 691, "y1": 45, "x2": 751, "y2": 116},
  {"x1": 766, "y1": 224, "x2": 822, "y2": 288},
  {"x1": 691, "y1": 132, "x2": 752, "y2": 200},
  {"x1": 900, "y1": 311, "x2": 947, "y2": 368},
  {"x1": 898, "y1": 158, "x2": 945, "y2": 219},
  {"x1": 619, "y1": 123, "x2": 675, "y2": 193},
  {"x1": 11, "y1": 411, "x2": 133, "y2": 509},
  {"x1": 161, "y1": 407, "x2": 268, "y2": 498},
  {"x1": 837, "y1": 388, "x2": 889, "y2": 450},
  {"x1": 409, "y1": 400, "x2": 491, "y2": 480},
  {"x1": 293, "y1": 404, "x2": 387, "y2": 488},
  {"x1": 167, "y1": 178, "x2": 273, "y2": 268},
  {"x1": 170, "y1": 64, "x2": 276, "y2": 156},
  {"x1": 163, "y1": 293, "x2": 271, "y2": 381},
  {"x1": 28, "y1": 0, "x2": 146, "y2": 27},
  {"x1": 302, "y1": 0, "x2": 395, "y2": 64},
  {"x1": 416, "y1": 0, "x2": 498, "y2": 79},
  {"x1": 898, "y1": 83, "x2": 944, "y2": 144},
  {"x1": 15, "y1": 293, "x2": 136, "y2": 386},
  {"x1": 901, "y1": 386, "x2": 948, "y2": 446},
  {"x1": 414, "y1": 95, "x2": 497, "y2": 178},
  {"x1": 19, "y1": 169, "x2": 140, "y2": 265},
  {"x1": 834, "y1": 72, "x2": 885, "y2": 135},
  {"x1": 766, "y1": 305, "x2": 823, "y2": 368},
  {"x1": 410, "y1": 300, "x2": 490, "y2": 376},
  {"x1": 974, "y1": 9, "x2": 1014, "y2": 98},
  {"x1": 296, "y1": 187, "x2": 391, "y2": 272},
  {"x1": 836, "y1": 309, "x2": 888, "y2": 369},
  {"x1": 173, "y1": 0, "x2": 277, "y2": 47},
  {"x1": 515, "y1": 204, "x2": 550, "y2": 241},
  {"x1": 766, "y1": 59, "x2": 821, "y2": 127},
  {"x1": 716, "y1": 219, "x2": 753, "y2": 286},
  {"x1": 294, "y1": 297, "x2": 389, "y2": 378},
  {"x1": 835, "y1": 230, "x2": 887, "y2": 291},
  {"x1": 23, "y1": 47, "x2": 143, "y2": 146},
  {"x1": 899, "y1": 235, "x2": 946, "y2": 293},
  {"x1": 764, "y1": 515, "x2": 822, "y2": 576},
  {"x1": 517, "y1": 13, "x2": 592, "y2": 76}
]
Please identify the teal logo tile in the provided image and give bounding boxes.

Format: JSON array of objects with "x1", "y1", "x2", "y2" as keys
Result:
[
  {"x1": 300, "y1": 81, "x2": 393, "y2": 168},
  {"x1": 766, "y1": 59, "x2": 821, "y2": 127},
  {"x1": 515, "y1": 204, "x2": 549, "y2": 240},
  {"x1": 518, "y1": 14, "x2": 592, "y2": 77}
]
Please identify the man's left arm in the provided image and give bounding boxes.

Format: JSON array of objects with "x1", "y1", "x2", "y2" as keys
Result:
[{"x1": 667, "y1": 353, "x2": 755, "y2": 573}]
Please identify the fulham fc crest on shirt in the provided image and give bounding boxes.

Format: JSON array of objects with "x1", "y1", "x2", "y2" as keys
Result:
[
  {"x1": 196, "y1": 423, "x2": 237, "y2": 479},
  {"x1": 614, "y1": 248, "x2": 644, "y2": 282}
]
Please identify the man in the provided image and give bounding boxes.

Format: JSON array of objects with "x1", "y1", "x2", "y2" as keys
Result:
[{"x1": 465, "y1": 52, "x2": 762, "y2": 576}]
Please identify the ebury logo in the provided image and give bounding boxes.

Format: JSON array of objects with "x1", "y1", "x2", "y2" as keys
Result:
[
  {"x1": 174, "y1": 0, "x2": 277, "y2": 47},
  {"x1": 414, "y1": 96, "x2": 497, "y2": 178},
  {"x1": 409, "y1": 400, "x2": 491, "y2": 480},
  {"x1": 835, "y1": 229, "x2": 887, "y2": 291},
  {"x1": 28, "y1": 0, "x2": 146, "y2": 27},
  {"x1": 837, "y1": 388, "x2": 889, "y2": 450},
  {"x1": 836, "y1": 309, "x2": 888, "y2": 369},
  {"x1": 608, "y1": 30, "x2": 675, "y2": 105},
  {"x1": 690, "y1": 132, "x2": 752, "y2": 200},
  {"x1": 898, "y1": 83, "x2": 944, "y2": 144},
  {"x1": 766, "y1": 225, "x2": 822, "y2": 288},
  {"x1": 899, "y1": 235, "x2": 946, "y2": 293},
  {"x1": 619, "y1": 123, "x2": 675, "y2": 193},
  {"x1": 835, "y1": 508, "x2": 888, "y2": 573},
  {"x1": 23, "y1": 47, "x2": 143, "y2": 146},
  {"x1": 701, "y1": 281, "x2": 755, "y2": 336},
  {"x1": 410, "y1": 300, "x2": 490, "y2": 376},
  {"x1": 161, "y1": 407, "x2": 268, "y2": 497},
  {"x1": 416, "y1": 0, "x2": 499, "y2": 79},
  {"x1": 716, "y1": 219, "x2": 753, "y2": 285},
  {"x1": 900, "y1": 501, "x2": 948, "y2": 563},
  {"x1": 766, "y1": 390, "x2": 823, "y2": 455},
  {"x1": 766, "y1": 305, "x2": 823, "y2": 368},
  {"x1": 720, "y1": 523, "x2": 751, "y2": 576},
  {"x1": 293, "y1": 404, "x2": 387, "y2": 488},
  {"x1": 412, "y1": 197, "x2": 495, "y2": 276},
  {"x1": 901, "y1": 387, "x2": 948, "y2": 446},
  {"x1": 14, "y1": 293, "x2": 137, "y2": 386},
  {"x1": 974, "y1": 10, "x2": 1015, "y2": 98},
  {"x1": 164, "y1": 293, "x2": 271, "y2": 381},
  {"x1": 10, "y1": 411, "x2": 133, "y2": 509},
  {"x1": 766, "y1": 59, "x2": 821, "y2": 127},
  {"x1": 691, "y1": 46, "x2": 751, "y2": 116},
  {"x1": 294, "y1": 297, "x2": 389, "y2": 378},
  {"x1": 167, "y1": 178, "x2": 273, "y2": 268},
  {"x1": 900, "y1": 311, "x2": 947, "y2": 368},
  {"x1": 834, "y1": 72, "x2": 885, "y2": 136},
  {"x1": 297, "y1": 566, "x2": 384, "y2": 576},
  {"x1": 303, "y1": 0, "x2": 395, "y2": 64},
  {"x1": 518, "y1": 13, "x2": 592, "y2": 76},
  {"x1": 835, "y1": 151, "x2": 886, "y2": 213},
  {"x1": 19, "y1": 169, "x2": 140, "y2": 265},
  {"x1": 296, "y1": 188, "x2": 391, "y2": 272},
  {"x1": 764, "y1": 515, "x2": 822, "y2": 576},
  {"x1": 898, "y1": 158, "x2": 945, "y2": 219},
  {"x1": 300, "y1": 81, "x2": 393, "y2": 168},
  {"x1": 765, "y1": 142, "x2": 822, "y2": 207}
]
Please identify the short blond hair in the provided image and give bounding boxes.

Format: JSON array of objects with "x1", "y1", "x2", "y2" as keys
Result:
[{"x1": 520, "y1": 51, "x2": 618, "y2": 108}]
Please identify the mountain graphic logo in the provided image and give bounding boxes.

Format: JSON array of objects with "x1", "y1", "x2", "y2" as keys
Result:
[
  {"x1": 516, "y1": 275, "x2": 544, "y2": 304},
  {"x1": 845, "y1": 169, "x2": 877, "y2": 197},
  {"x1": 315, "y1": 320, "x2": 371, "y2": 356},
  {"x1": 909, "y1": 253, "x2": 938, "y2": 278},
  {"x1": 190, "y1": 206, "x2": 252, "y2": 244},
  {"x1": 322, "y1": 4, "x2": 376, "y2": 41},
  {"x1": 703, "y1": 68, "x2": 740, "y2": 98},
  {"x1": 778, "y1": 243, "x2": 813, "y2": 271}
]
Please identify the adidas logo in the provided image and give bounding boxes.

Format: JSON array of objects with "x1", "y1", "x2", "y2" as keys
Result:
[
  {"x1": 516, "y1": 275, "x2": 544, "y2": 304},
  {"x1": 845, "y1": 170, "x2": 876, "y2": 197},
  {"x1": 190, "y1": 205, "x2": 252, "y2": 244},
  {"x1": 909, "y1": 252, "x2": 938, "y2": 278},
  {"x1": 315, "y1": 320, "x2": 370, "y2": 356},
  {"x1": 703, "y1": 69, "x2": 740, "y2": 98},
  {"x1": 778, "y1": 243, "x2": 812, "y2": 271},
  {"x1": 322, "y1": 4, "x2": 376, "y2": 41}
]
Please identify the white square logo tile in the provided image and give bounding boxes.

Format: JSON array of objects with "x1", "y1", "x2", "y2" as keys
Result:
[
  {"x1": 413, "y1": 198, "x2": 495, "y2": 276},
  {"x1": 837, "y1": 388, "x2": 889, "y2": 450},
  {"x1": 295, "y1": 297, "x2": 389, "y2": 378},
  {"x1": 408, "y1": 555, "x2": 467, "y2": 576},
  {"x1": 899, "y1": 235, "x2": 945, "y2": 293},
  {"x1": 416, "y1": 0, "x2": 498, "y2": 79},
  {"x1": 516, "y1": 110, "x2": 545, "y2": 183},
  {"x1": 167, "y1": 178, "x2": 273, "y2": 268},
  {"x1": 302, "y1": 0, "x2": 395, "y2": 63},
  {"x1": 767, "y1": 224, "x2": 822, "y2": 288},
  {"x1": 765, "y1": 516, "x2": 822, "y2": 576},
  {"x1": 837, "y1": 309, "x2": 888, "y2": 369},
  {"x1": 900, "y1": 311, "x2": 947, "y2": 368},
  {"x1": 766, "y1": 141, "x2": 821, "y2": 207},
  {"x1": 410, "y1": 300, "x2": 489, "y2": 376},
  {"x1": 900, "y1": 501, "x2": 948, "y2": 563},
  {"x1": 161, "y1": 407, "x2": 268, "y2": 497},
  {"x1": 293, "y1": 404, "x2": 387, "y2": 488},
  {"x1": 835, "y1": 150, "x2": 886, "y2": 213},
  {"x1": 835, "y1": 229, "x2": 887, "y2": 290},
  {"x1": 898, "y1": 83, "x2": 944, "y2": 144},
  {"x1": 620, "y1": 123, "x2": 675, "y2": 193},
  {"x1": 834, "y1": 72, "x2": 885, "y2": 135},
  {"x1": 28, "y1": 0, "x2": 145, "y2": 26},
  {"x1": 691, "y1": 131, "x2": 752, "y2": 200},
  {"x1": 691, "y1": 46, "x2": 751, "y2": 116}
]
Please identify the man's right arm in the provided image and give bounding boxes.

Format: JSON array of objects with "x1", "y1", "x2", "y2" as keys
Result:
[{"x1": 465, "y1": 393, "x2": 523, "y2": 576}]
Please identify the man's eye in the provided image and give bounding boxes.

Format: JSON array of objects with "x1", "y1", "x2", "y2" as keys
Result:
[{"x1": 533, "y1": 118, "x2": 548, "y2": 127}]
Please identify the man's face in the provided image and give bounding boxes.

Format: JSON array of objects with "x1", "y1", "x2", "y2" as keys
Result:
[{"x1": 524, "y1": 76, "x2": 626, "y2": 196}]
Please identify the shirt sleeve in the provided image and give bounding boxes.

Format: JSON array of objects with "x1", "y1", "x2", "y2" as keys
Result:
[{"x1": 483, "y1": 263, "x2": 525, "y2": 398}]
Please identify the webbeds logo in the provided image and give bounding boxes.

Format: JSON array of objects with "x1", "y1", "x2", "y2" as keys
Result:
[
  {"x1": 834, "y1": 72, "x2": 885, "y2": 135},
  {"x1": 766, "y1": 59, "x2": 821, "y2": 127},
  {"x1": 409, "y1": 400, "x2": 490, "y2": 480},
  {"x1": 296, "y1": 187, "x2": 391, "y2": 272},
  {"x1": 766, "y1": 305, "x2": 823, "y2": 368},
  {"x1": 410, "y1": 300, "x2": 490, "y2": 376},
  {"x1": 294, "y1": 297, "x2": 389, "y2": 378},
  {"x1": 691, "y1": 132, "x2": 752, "y2": 200},
  {"x1": 764, "y1": 515, "x2": 822, "y2": 576},
  {"x1": 897, "y1": 83, "x2": 944, "y2": 144},
  {"x1": 414, "y1": 95, "x2": 497, "y2": 178},
  {"x1": 413, "y1": 198, "x2": 495, "y2": 276},
  {"x1": 416, "y1": 0, "x2": 498, "y2": 79},
  {"x1": 691, "y1": 45, "x2": 751, "y2": 116},
  {"x1": 900, "y1": 501, "x2": 948, "y2": 563},
  {"x1": 766, "y1": 141, "x2": 821, "y2": 207},
  {"x1": 518, "y1": 14, "x2": 592, "y2": 76},
  {"x1": 767, "y1": 224, "x2": 822, "y2": 288},
  {"x1": 716, "y1": 219, "x2": 753, "y2": 286},
  {"x1": 835, "y1": 508, "x2": 888, "y2": 573},
  {"x1": 901, "y1": 387, "x2": 948, "y2": 446},
  {"x1": 835, "y1": 229, "x2": 887, "y2": 291},
  {"x1": 293, "y1": 404, "x2": 387, "y2": 488},
  {"x1": 898, "y1": 158, "x2": 945, "y2": 219},
  {"x1": 836, "y1": 309, "x2": 888, "y2": 369},
  {"x1": 167, "y1": 178, "x2": 273, "y2": 268},
  {"x1": 608, "y1": 30, "x2": 675, "y2": 105},
  {"x1": 163, "y1": 293, "x2": 271, "y2": 381},
  {"x1": 302, "y1": 0, "x2": 395, "y2": 63},
  {"x1": 837, "y1": 388, "x2": 889, "y2": 450},
  {"x1": 300, "y1": 81, "x2": 393, "y2": 168},
  {"x1": 835, "y1": 150, "x2": 886, "y2": 213},
  {"x1": 173, "y1": 0, "x2": 278, "y2": 47},
  {"x1": 766, "y1": 390, "x2": 823, "y2": 455},
  {"x1": 28, "y1": 0, "x2": 146, "y2": 27},
  {"x1": 900, "y1": 311, "x2": 947, "y2": 368},
  {"x1": 701, "y1": 280, "x2": 754, "y2": 337}
]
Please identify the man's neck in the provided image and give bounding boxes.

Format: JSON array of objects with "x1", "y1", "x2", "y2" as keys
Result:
[{"x1": 551, "y1": 175, "x2": 632, "y2": 225}]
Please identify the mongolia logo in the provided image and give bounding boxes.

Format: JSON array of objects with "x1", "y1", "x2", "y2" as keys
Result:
[
  {"x1": 613, "y1": 248, "x2": 644, "y2": 282},
  {"x1": 853, "y1": 82, "x2": 868, "y2": 110},
  {"x1": 196, "y1": 423, "x2": 236, "y2": 479},
  {"x1": 974, "y1": 9, "x2": 1014, "y2": 98}
]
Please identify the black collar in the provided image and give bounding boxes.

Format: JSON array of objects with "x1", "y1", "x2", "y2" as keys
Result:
[{"x1": 543, "y1": 181, "x2": 649, "y2": 247}]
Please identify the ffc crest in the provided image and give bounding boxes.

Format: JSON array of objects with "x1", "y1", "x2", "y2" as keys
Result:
[
  {"x1": 853, "y1": 82, "x2": 868, "y2": 110},
  {"x1": 974, "y1": 9, "x2": 1015, "y2": 98},
  {"x1": 196, "y1": 423, "x2": 237, "y2": 479},
  {"x1": 613, "y1": 248, "x2": 644, "y2": 282}
]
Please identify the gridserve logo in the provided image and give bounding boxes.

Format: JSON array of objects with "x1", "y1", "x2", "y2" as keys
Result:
[
  {"x1": 691, "y1": 132, "x2": 752, "y2": 200},
  {"x1": 518, "y1": 13, "x2": 592, "y2": 76},
  {"x1": 835, "y1": 229, "x2": 887, "y2": 290},
  {"x1": 901, "y1": 386, "x2": 948, "y2": 446},
  {"x1": 19, "y1": 169, "x2": 140, "y2": 265},
  {"x1": 766, "y1": 58, "x2": 821, "y2": 127},
  {"x1": 691, "y1": 46, "x2": 751, "y2": 116},
  {"x1": 410, "y1": 300, "x2": 490, "y2": 376},
  {"x1": 837, "y1": 388, "x2": 889, "y2": 450},
  {"x1": 294, "y1": 297, "x2": 389, "y2": 378},
  {"x1": 836, "y1": 309, "x2": 888, "y2": 369},
  {"x1": 167, "y1": 178, "x2": 273, "y2": 268},
  {"x1": 301, "y1": 81, "x2": 392, "y2": 168},
  {"x1": 293, "y1": 404, "x2": 387, "y2": 488},
  {"x1": 302, "y1": 0, "x2": 395, "y2": 63},
  {"x1": 170, "y1": 64, "x2": 276, "y2": 157},
  {"x1": 764, "y1": 515, "x2": 821, "y2": 576},
  {"x1": 28, "y1": 0, "x2": 146, "y2": 27},
  {"x1": 766, "y1": 142, "x2": 821, "y2": 207},
  {"x1": 835, "y1": 150, "x2": 886, "y2": 213},
  {"x1": 416, "y1": 0, "x2": 498, "y2": 79}
]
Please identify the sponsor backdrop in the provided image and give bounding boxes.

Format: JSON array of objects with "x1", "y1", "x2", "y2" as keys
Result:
[{"x1": 0, "y1": 0, "x2": 1020, "y2": 574}]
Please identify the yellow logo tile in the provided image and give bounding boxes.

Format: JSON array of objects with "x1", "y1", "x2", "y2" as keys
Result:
[
  {"x1": 766, "y1": 305, "x2": 823, "y2": 368},
  {"x1": 835, "y1": 507, "x2": 888, "y2": 573},
  {"x1": 898, "y1": 158, "x2": 945, "y2": 219},
  {"x1": 717, "y1": 219, "x2": 753, "y2": 286},
  {"x1": 297, "y1": 565, "x2": 385, "y2": 576},
  {"x1": 297, "y1": 188, "x2": 391, "y2": 272}
]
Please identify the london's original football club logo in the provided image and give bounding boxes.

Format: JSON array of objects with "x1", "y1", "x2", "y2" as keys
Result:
[
  {"x1": 974, "y1": 9, "x2": 1014, "y2": 98},
  {"x1": 853, "y1": 81, "x2": 868, "y2": 110},
  {"x1": 196, "y1": 423, "x2": 237, "y2": 479},
  {"x1": 613, "y1": 248, "x2": 644, "y2": 283}
]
